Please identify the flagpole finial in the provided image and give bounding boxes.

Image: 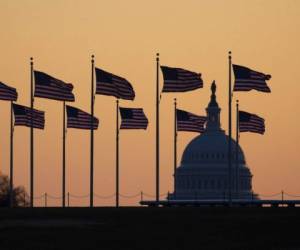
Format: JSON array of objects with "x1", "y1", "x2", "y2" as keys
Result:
[
  {"x1": 91, "y1": 54, "x2": 94, "y2": 62},
  {"x1": 228, "y1": 51, "x2": 232, "y2": 59},
  {"x1": 30, "y1": 57, "x2": 33, "y2": 65},
  {"x1": 156, "y1": 53, "x2": 159, "y2": 61},
  {"x1": 174, "y1": 98, "x2": 177, "y2": 104}
]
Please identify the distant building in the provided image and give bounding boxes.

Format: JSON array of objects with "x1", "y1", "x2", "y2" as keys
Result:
[{"x1": 169, "y1": 82, "x2": 257, "y2": 200}]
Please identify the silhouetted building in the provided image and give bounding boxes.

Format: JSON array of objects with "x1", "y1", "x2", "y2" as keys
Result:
[{"x1": 169, "y1": 82, "x2": 257, "y2": 200}]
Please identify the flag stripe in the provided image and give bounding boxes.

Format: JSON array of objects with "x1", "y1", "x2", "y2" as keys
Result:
[
  {"x1": 34, "y1": 71, "x2": 75, "y2": 101},
  {"x1": 119, "y1": 107, "x2": 148, "y2": 129},
  {"x1": 176, "y1": 109, "x2": 206, "y2": 133},
  {"x1": 239, "y1": 110, "x2": 265, "y2": 134},
  {"x1": 0, "y1": 82, "x2": 18, "y2": 101},
  {"x1": 13, "y1": 104, "x2": 45, "y2": 129},
  {"x1": 66, "y1": 105, "x2": 99, "y2": 130},
  {"x1": 161, "y1": 66, "x2": 203, "y2": 93},
  {"x1": 95, "y1": 68, "x2": 135, "y2": 100},
  {"x1": 233, "y1": 64, "x2": 271, "y2": 93}
]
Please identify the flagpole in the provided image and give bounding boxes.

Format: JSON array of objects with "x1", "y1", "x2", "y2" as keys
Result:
[
  {"x1": 9, "y1": 101, "x2": 14, "y2": 207},
  {"x1": 235, "y1": 100, "x2": 239, "y2": 198},
  {"x1": 116, "y1": 99, "x2": 119, "y2": 207},
  {"x1": 62, "y1": 101, "x2": 66, "y2": 207},
  {"x1": 90, "y1": 54, "x2": 95, "y2": 208},
  {"x1": 30, "y1": 57, "x2": 34, "y2": 207},
  {"x1": 173, "y1": 98, "x2": 177, "y2": 197},
  {"x1": 228, "y1": 51, "x2": 232, "y2": 205},
  {"x1": 156, "y1": 53, "x2": 160, "y2": 204}
]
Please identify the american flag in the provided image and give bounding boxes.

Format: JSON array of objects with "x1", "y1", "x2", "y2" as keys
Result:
[
  {"x1": 95, "y1": 68, "x2": 135, "y2": 100},
  {"x1": 176, "y1": 109, "x2": 206, "y2": 133},
  {"x1": 13, "y1": 104, "x2": 45, "y2": 129},
  {"x1": 239, "y1": 111, "x2": 265, "y2": 134},
  {"x1": 161, "y1": 66, "x2": 203, "y2": 92},
  {"x1": 233, "y1": 64, "x2": 271, "y2": 93},
  {"x1": 66, "y1": 105, "x2": 99, "y2": 130},
  {"x1": 34, "y1": 71, "x2": 75, "y2": 101},
  {"x1": 0, "y1": 82, "x2": 18, "y2": 101},
  {"x1": 119, "y1": 107, "x2": 148, "y2": 129}
]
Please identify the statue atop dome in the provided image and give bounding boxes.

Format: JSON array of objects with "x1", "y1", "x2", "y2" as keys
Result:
[
  {"x1": 208, "y1": 81, "x2": 218, "y2": 108},
  {"x1": 206, "y1": 81, "x2": 221, "y2": 131},
  {"x1": 211, "y1": 80, "x2": 216, "y2": 95}
]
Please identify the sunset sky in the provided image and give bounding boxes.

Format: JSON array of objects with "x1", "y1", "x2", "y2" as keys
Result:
[{"x1": 0, "y1": 0, "x2": 299, "y2": 206}]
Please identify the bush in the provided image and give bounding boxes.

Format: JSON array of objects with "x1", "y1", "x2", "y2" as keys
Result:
[{"x1": 0, "y1": 173, "x2": 29, "y2": 207}]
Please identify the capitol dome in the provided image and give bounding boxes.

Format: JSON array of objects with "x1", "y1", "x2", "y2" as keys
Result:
[
  {"x1": 169, "y1": 81, "x2": 256, "y2": 200},
  {"x1": 181, "y1": 132, "x2": 246, "y2": 166}
]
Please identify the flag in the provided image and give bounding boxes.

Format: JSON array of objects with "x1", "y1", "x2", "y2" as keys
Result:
[
  {"x1": 176, "y1": 109, "x2": 206, "y2": 133},
  {"x1": 0, "y1": 82, "x2": 18, "y2": 101},
  {"x1": 34, "y1": 71, "x2": 75, "y2": 101},
  {"x1": 233, "y1": 64, "x2": 271, "y2": 93},
  {"x1": 13, "y1": 104, "x2": 45, "y2": 129},
  {"x1": 95, "y1": 68, "x2": 135, "y2": 100},
  {"x1": 239, "y1": 111, "x2": 265, "y2": 134},
  {"x1": 66, "y1": 105, "x2": 99, "y2": 130},
  {"x1": 119, "y1": 107, "x2": 148, "y2": 129},
  {"x1": 161, "y1": 66, "x2": 203, "y2": 92}
]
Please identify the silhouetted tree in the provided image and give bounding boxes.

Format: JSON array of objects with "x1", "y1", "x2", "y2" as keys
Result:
[{"x1": 0, "y1": 172, "x2": 29, "y2": 207}]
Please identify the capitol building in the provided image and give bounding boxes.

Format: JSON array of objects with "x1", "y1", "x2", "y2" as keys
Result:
[{"x1": 169, "y1": 82, "x2": 257, "y2": 200}]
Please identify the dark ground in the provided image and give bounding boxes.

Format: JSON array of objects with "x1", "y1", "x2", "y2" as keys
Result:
[{"x1": 0, "y1": 207, "x2": 300, "y2": 250}]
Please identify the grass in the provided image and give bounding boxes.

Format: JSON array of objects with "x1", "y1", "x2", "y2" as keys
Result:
[{"x1": 0, "y1": 207, "x2": 299, "y2": 250}]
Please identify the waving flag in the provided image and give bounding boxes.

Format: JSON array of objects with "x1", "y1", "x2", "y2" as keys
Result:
[
  {"x1": 0, "y1": 82, "x2": 18, "y2": 101},
  {"x1": 34, "y1": 71, "x2": 75, "y2": 101},
  {"x1": 13, "y1": 104, "x2": 45, "y2": 129},
  {"x1": 176, "y1": 109, "x2": 206, "y2": 133},
  {"x1": 95, "y1": 68, "x2": 135, "y2": 100},
  {"x1": 119, "y1": 107, "x2": 148, "y2": 129},
  {"x1": 66, "y1": 105, "x2": 99, "y2": 130},
  {"x1": 161, "y1": 66, "x2": 203, "y2": 92},
  {"x1": 233, "y1": 64, "x2": 271, "y2": 93},
  {"x1": 239, "y1": 111, "x2": 265, "y2": 134}
]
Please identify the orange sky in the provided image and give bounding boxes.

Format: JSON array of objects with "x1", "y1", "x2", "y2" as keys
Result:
[{"x1": 0, "y1": 0, "x2": 299, "y2": 206}]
